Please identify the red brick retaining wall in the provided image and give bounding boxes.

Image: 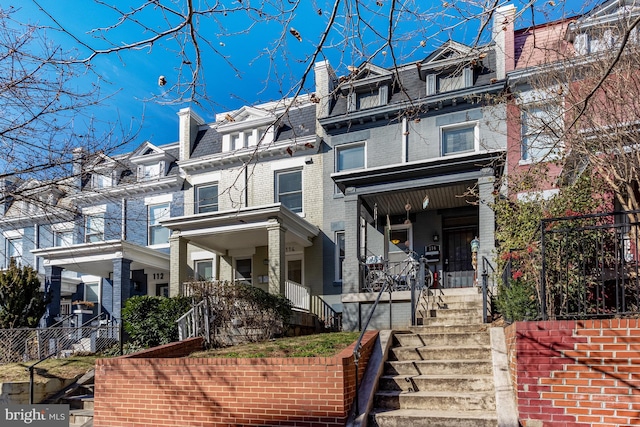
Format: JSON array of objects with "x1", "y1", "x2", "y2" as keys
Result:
[
  {"x1": 93, "y1": 331, "x2": 377, "y2": 427},
  {"x1": 505, "y1": 319, "x2": 640, "y2": 427}
]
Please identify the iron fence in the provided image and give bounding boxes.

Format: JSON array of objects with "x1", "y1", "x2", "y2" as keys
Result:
[{"x1": 539, "y1": 210, "x2": 640, "y2": 319}]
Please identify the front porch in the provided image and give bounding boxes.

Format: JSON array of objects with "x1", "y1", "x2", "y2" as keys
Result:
[
  {"x1": 162, "y1": 203, "x2": 321, "y2": 301},
  {"x1": 334, "y1": 152, "x2": 502, "y2": 330}
]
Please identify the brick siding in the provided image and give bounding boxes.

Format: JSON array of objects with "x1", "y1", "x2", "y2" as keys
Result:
[
  {"x1": 93, "y1": 331, "x2": 377, "y2": 427},
  {"x1": 505, "y1": 319, "x2": 640, "y2": 427}
]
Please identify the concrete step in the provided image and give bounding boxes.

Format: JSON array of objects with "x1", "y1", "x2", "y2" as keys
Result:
[
  {"x1": 422, "y1": 307, "x2": 483, "y2": 319},
  {"x1": 390, "y1": 345, "x2": 491, "y2": 361},
  {"x1": 374, "y1": 390, "x2": 496, "y2": 411},
  {"x1": 385, "y1": 359, "x2": 493, "y2": 376},
  {"x1": 69, "y1": 409, "x2": 93, "y2": 426},
  {"x1": 426, "y1": 300, "x2": 484, "y2": 310},
  {"x1": 405, "y1": 324, "x2": 489, "y2": 335},
  {"x1": 379, "y1": 374, "x2": 495, "y2": 393},
  {"x1": 415, "y1": 315, "x2": 483, "y2": 326},
  {"x1": 64, "y1": 394, "x2": 94, "y2": 410},
  {"x1": 394, "y1": 331, "x2": 490, "y2": 347},
  {"x1": 369, "y1": 408, "x2": 498, "y2": 427}
]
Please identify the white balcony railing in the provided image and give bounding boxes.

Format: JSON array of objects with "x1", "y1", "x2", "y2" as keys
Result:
[{"x1": 285, "y1": 280, "x2": 310, "y2": 311}]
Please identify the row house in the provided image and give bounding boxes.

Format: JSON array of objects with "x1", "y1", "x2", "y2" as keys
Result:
[{"x1": 6, "y1": 2, "x2": 629, "y2": 331}]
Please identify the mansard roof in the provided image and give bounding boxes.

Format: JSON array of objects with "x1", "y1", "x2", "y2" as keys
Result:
[
  {"x1": 324, "y1": 41, "x2": 498, "y2": 121},
  {"x1": 188, "y1": 102, "x2": 317, "y2": 161}
]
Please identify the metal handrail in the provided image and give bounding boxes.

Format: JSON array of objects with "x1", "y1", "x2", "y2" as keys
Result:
[
  {"x1": 481, "y1": 256, "x2": 496, "y2": 323},
  {"x1": 352, "y1": 269, "x2": 390, "y2": 415},
  {"x1": 49, "y1": 314, "x2": 75, "y2": 329}
]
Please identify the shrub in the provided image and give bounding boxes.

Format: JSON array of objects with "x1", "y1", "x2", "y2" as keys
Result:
[
  {"x1": 122, "y1": 295, "x2": 191, "y2": 348},
  {"x1": 496, "y1": 278, "x2": 539, "y2": 322}
]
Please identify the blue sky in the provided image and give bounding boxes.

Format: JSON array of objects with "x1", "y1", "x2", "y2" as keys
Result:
[{"x1": 6, "y1": 0, "x2": 596, "y2": 153}]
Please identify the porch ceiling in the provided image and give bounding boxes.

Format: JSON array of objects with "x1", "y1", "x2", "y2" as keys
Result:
[{"x1": 362, "y1": 182, "x2": 475, "y2": 216}]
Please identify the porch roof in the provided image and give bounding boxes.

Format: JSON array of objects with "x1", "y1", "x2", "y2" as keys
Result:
[
  {"x1": 31, "y1": 240, "x2": 170, "y2": 277},
  {"x1": 161, "y1": 203, "x2": 319, "y2": 254},
  {"x1": 332, "y1": 150, "x2": 504, "y2": 215}
]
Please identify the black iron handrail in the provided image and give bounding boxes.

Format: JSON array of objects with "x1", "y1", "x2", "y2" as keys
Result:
[{"x1": 481, "y1": 256, "x2": 495, "y2": 323}]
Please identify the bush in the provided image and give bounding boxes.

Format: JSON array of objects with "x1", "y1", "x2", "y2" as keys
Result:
[
  {"x1": 496, "y1": 278, "x2": 539, "y2": 322},
  {"x1": 122, "y1": 295, "x2": 191, "y2": 348}
]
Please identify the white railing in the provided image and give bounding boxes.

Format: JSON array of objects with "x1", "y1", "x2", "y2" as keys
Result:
[
  {"x1": 176, "y1": 300, "x2": 210, "y2": 344},
  {"x1": 285, "y1": 280, "x2": 310, "y2": 311}
]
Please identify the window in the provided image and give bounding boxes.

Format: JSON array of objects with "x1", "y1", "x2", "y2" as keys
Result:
[
  {"x1": 92, "y1": 174, "x2": 111, "y2": 189},
  {"x1": 232, "y1": 133, "x2": 245, "y2": 150},
  {"x1": 143, "y1": 163, "x2": 161, "y2": 180},
  {"x1": 195, "y1": 260, "x2": 214, "y2": 281},
  {"x1": 335, "y1": 231, "x2": 345, "y2": 282},
  {"x1": 196, "y1": 184, "x2": 219, "y2": 213},
  {"x1": 7, "y1": 238, "x2": 22, "y2": 266},
  {"x1": 85, "y1": 214, "x2": 105, "y2": 243},
  {"x1": 442, "y1": 124, "x2": 477, "y2": 155},
  {"x1": 85, "y1": 283, "x2": 99, "y2": 304},
  {"x1": 235, "y1": 258, "x2": 252, "y2": 284},
  {"x1": 389, "y1": 224, "x2": 412, "y2": 253},
  {"x1": 148, "y1": 203, "x2": 170, "y2": 245},
  {"x1": 521, "y1": 103, "x2": 562, "y2": 162},
  {"x1": 276, "y1": 170, "x2": 302, "y2": 213},
  {"x1": 336, "y1": 143, "x2": 365, "y2": 172},
  {"x1": 55, "y1": 230, "x2": 73, "y2": 247}
]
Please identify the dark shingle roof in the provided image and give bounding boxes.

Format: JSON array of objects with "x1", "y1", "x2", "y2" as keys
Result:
[{"x1": 191, "y1": 128, "x2": 222, "y2": 158}]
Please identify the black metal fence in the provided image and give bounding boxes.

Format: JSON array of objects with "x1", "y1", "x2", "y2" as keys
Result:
[{"x1": 539, "y1": 210, "x2": 640, "y2": 319}]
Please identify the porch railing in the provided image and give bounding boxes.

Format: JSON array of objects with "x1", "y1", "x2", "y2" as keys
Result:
[
  {"x1": 176, "y1": 299, "x2": 210, "y2": 344},
  {"x1": 539, "y1": 210, "x2": 640, "y2": 319},
  {"x1": 285, "y1": 280, "x2": 310, "y2": 311},
  {"x1": 310, "y1": 295, "x2": 342, "y2": 331}
]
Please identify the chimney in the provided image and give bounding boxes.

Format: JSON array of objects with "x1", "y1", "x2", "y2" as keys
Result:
[
  {"x1": 72, "y1": 147, "x2": 84, "y2": 194},
  {"x1": 314, "y1": 60, "x2": 337, "y2": 119},
  {"x1": 177, "y1": 107, "x2": 205, "y2": 161},
  {"x1": 493, "y1": 4, "x2": 516, "y2": 80}
]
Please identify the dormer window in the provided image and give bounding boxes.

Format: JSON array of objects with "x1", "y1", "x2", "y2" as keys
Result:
[
  {"x1": 92, "y1": 174, "x2": 112, "y2": 189},
  {"x1": 346, "y1": 86, "x2": 389, "y2": 112},
  {"x1": 142, "y1": 163, "x2": 161, "y2": 180},
  {"x1": 426, "y1": 68, "x2": 474, "y2": 96}
]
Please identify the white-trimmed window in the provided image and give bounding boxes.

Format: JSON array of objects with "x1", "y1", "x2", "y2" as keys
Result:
[
  {"x1": 336, "y1": 142, "x2": 366, "y2": 172},
  {"x1": 441, "y1": 123, "x2": 478, "y2": 155},
  {"x1": 55, "y1": 230, "x2": 74, "y2": 247},
  {"x1": 143, "y1": 163, "x2": 161, "y2": 180},
  {"x1": 7, "y1": 237, "x2": 22, "y2": 266},
  {"x1": 276, "y1": 169, "x2": 302, "y2": 213},
  {"x1": 521, "y1": 103, "x2": 563, "y2": 163},
  {"x1": 92, "y1": 174, "x2": 112, "y2": 189},
  {"x1": 196, "y1": 184, "x2": 219, "y2": 213},
  {"x1": 195, "y1": 260, "x2": 214, "y2": 281},
  {"x1": 335, "y1": 231, "x2": 345, "y2": 282},
  {"x1": 85, "y1": 214, "x2": 105, "y2": 243},
  {"x1": 148, "y1": 203, "x2": 170, "y2": 246}
]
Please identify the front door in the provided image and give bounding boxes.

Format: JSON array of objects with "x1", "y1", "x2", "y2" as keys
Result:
[
  {"x1": 287, "y1": 258, "x2": 302, "y2": 284},
  {"x1": 443, "y1": 227, "x2": 477, "y2": 288}
]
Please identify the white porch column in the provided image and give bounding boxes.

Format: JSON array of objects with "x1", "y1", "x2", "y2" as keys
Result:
[
  {"x1": 267, "y1": 218, "x2": 286, "y2": 295},
  {"x1": 478, "y1": 167, "x2": 496, "y2": 267},
  {"x1": 169, "y1": 232, "x2": 188, "y2": 297}
]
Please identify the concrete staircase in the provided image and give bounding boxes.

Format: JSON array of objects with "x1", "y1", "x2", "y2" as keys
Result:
[
  {"x1": 44, "y1": 369, "x2": 94, "y2": 427},
  {"x1": 368, "y1": 287, "x2": 499, "y2": 427}
]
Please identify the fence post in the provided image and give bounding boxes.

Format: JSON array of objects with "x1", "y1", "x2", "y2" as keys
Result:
[{"x1": 540, "y1": 220, "x2": 547, "y2": 320}]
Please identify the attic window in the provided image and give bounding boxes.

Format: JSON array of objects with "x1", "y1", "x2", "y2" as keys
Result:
[
  {"x1": 92, "y1": 174, "x2": 112, "y2": 189},
  {"x1": 347, "y1": 86, "x2": 389, "y2": 112},
  {"x1": 140, "y1": 163, "x2": 162, "y2": 181},
  {"x1": 426, "y1": 68, "x2": 474, "y2": 96}
]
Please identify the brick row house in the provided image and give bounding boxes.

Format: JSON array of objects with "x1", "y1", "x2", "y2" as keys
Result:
[{"x1": 1, "y1": 1, "x2": 632, "y2": 331}]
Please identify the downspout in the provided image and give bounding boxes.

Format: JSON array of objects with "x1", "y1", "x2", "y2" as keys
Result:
[
  {"x1": 121, "y1": 198, "x2": 127, "y2": 240},
  {"x1": 243, "y1": 163, "x2": 249, "y2": 207},
  {"x1": 401, "y1": 117, "x2": 408, "y2": 163}
]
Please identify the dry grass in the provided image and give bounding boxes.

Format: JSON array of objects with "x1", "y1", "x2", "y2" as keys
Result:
[
  {"x1": 0, "y1": 356, "x2": 98, "y2": 383},
  {"x1": 189, "y1": 332, "x2": 360, "y2": 358}
]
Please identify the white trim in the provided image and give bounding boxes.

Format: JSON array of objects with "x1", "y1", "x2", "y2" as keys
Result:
[
  {"x1": 270, "y1": 157, "x2": 307, "y2": 170},
  {"x1": 440, "y1": 121, "x2": 479, "y2": 156},
  {"x1": 51, "y1": 222, "x2": 74, "y2": 232},
  {"x1": 334, "y1": 230, "x2": 345, "y2": 283},
  {"x1": 145, "y1": 194, "x2": 173, "y2": 205},
  {"x1": 191, "y1": 172, "x2": 222, "y2": 186},
  {"x1": 335, "y1": 141, "x2": 367, "y2": 172},
  {"x1": 191, "y1": 250, "x2": 217, "y2": 261},
  {"x1": 3, "y1": 229, "x2": 24, "y2": 239},
  {"x1": 388, "y1": 223, "x2": 413, "y2": 253},
  {"x1": 82, "y1": 205, "x2": 107, "y2": 215}
]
